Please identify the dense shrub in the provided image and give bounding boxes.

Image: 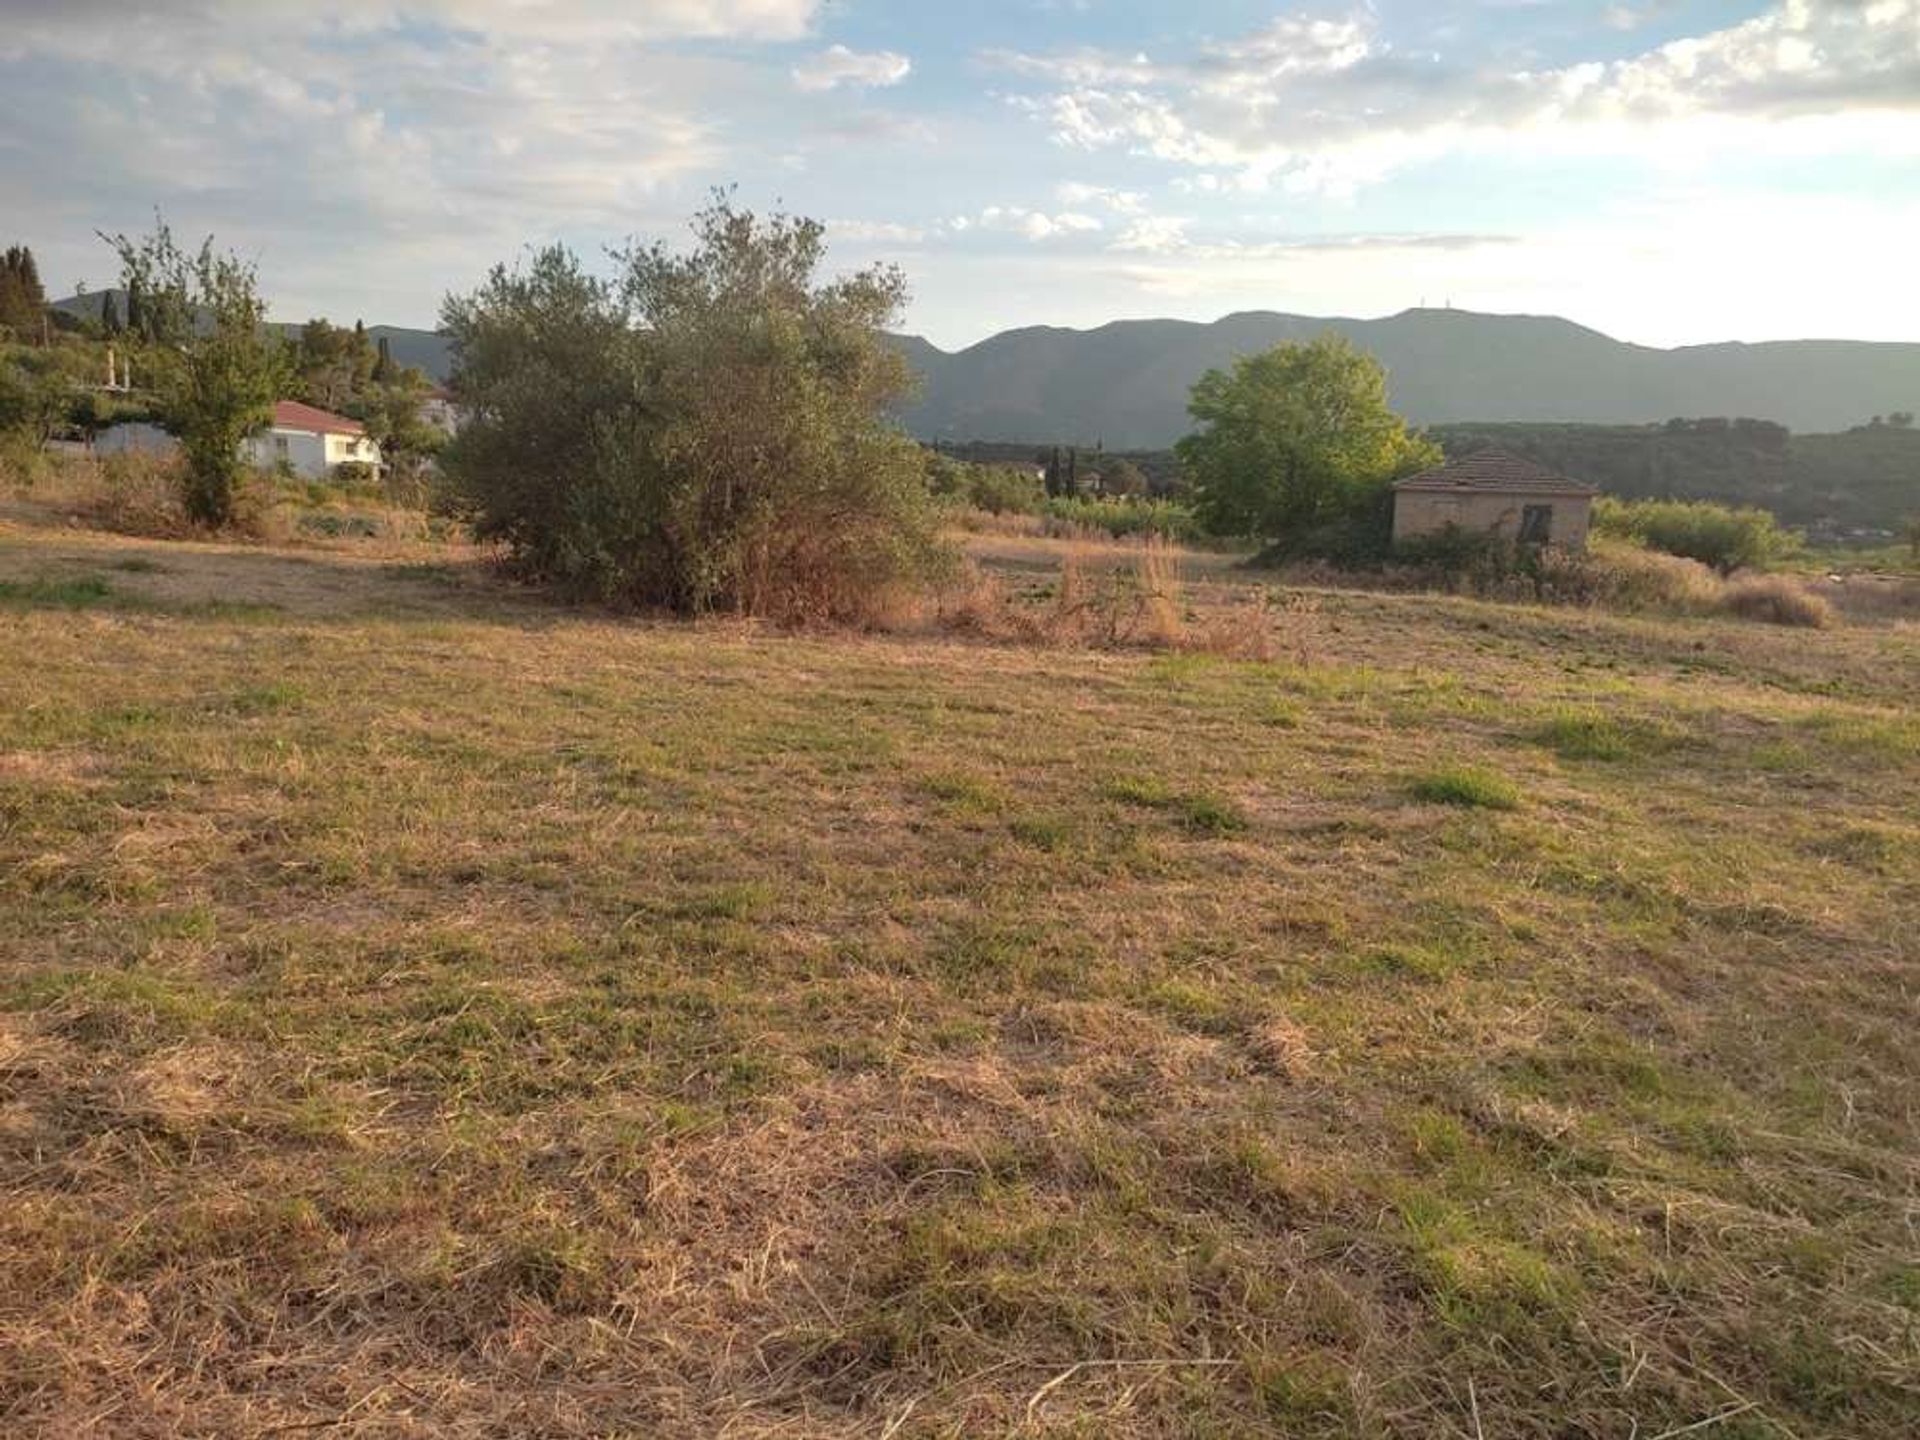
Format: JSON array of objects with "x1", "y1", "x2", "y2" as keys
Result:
[
  {"x1": 1593, "y1": 496, "x2": 1797, "y2": 574},
  {"x1": 1041, "y1": 496, "x2": 1199, "y2": 541},
  {"x1": 966, "y1": 465, "x2": 1044, "y2": 516},
  {"x1": 928, "y1": 454, "x2": 1044, "y2": 515},
  {"x1": 441, "y1": 200, "x2": 951, "y2": 623}
]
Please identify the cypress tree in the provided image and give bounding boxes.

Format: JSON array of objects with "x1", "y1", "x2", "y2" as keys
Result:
[{"x1": 100, "y1": 290, "x2": 121, "y2": 335}]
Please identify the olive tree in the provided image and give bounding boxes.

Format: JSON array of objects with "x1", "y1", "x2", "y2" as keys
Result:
[
  {"x1": 441, "y1": 197, "x2": 947, "y2": 620},
  {"x1": 103, "y1": 221, "x2": 285, "y2": 526},
  {"x1": 1178, "y1": 333, "x2": 1438, "y2": 546}
]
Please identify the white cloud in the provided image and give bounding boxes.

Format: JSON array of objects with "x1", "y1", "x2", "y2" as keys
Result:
[
  {"x1": 1109, "y1": 215, "x2": 1191, "y2": 253},
  {"x1": 0, "y1": 0, "x2": 821, "y2": 49},
  {"x1": 971, "y1": 206, "x2": 1103, "y2": 241},
  {"x1": 991, "y1": 0, "x2": 1920, "y2": 192},
  {"x1": 829, "y1": 219, "x2": 931, "y2": 243},
  {"x1": 792, "y1": 44, "x2": 912, "y2": 92},
  {"x1": 1055, "y1": 182, "x2": 1146, "y2": 213}
]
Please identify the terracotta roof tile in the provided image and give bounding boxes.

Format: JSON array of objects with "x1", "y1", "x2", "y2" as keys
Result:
[
  {"x1": 1394, "y1": 447, "x2": 1597, "y2": 496},
  {"x1": 271, "y1": 400, "x2": 365, "y2": 436}
]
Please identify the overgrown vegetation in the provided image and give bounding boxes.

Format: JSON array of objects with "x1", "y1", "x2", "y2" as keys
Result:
[
  {"x1": 1041, "y1": 495, "x2": 1199, "y2": 541},
  {"x1": 925, "y1": 452, "x2": 1043, "y2": 514},
  {"x1": 442, "y1": 198, "x2": 949, "y2": 621},
  {"x1": 1593, "y1": 495, "x2": 1798, "y2": 573}
]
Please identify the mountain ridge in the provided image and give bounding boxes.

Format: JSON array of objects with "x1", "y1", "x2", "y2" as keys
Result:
[{"x1": 51, "y1": 292, "x2": 1920, "y2": 445}]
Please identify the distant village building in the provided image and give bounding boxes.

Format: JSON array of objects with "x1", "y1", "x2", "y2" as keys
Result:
[
  {"x1": 420, "y1": 385, "x2": 462, "y2": 435},
  {"x1": 96, "y1": 400, "x2": 383, "y2": 480},
  {"x1": 1392, "y1": 448, "x2": 1599, "y2": 550}
]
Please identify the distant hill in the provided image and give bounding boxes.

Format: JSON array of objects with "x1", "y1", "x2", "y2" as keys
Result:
[
  {"x1": 54, "y1": 294, "x2": 1918, "y2": 444},
  {"x1": 46, "y1": 291, "x2": 1920, "y2": 524},
  {"x1": 52, "y1": 290, "x2": 454, "y2": 382},
  {"x1": 892, "y1": 309, "x2": 1920, "y2": 448}
]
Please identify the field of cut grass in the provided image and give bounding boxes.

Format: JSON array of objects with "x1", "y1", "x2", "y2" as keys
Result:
[{"x1": 2, "y1": 510, "x2": 1917, "y2": 1437}]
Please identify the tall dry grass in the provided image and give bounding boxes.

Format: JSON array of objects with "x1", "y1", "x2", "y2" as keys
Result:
[
  {"x1": 921, "y1": 539, "x2": 1284, "y2": 659},
  {"x1": 1304, "y1": 539, "x2": 1840, "y2": 629},
  {"x1": 1718, "y1": 573, "x2": 1836, "y2": 628}
]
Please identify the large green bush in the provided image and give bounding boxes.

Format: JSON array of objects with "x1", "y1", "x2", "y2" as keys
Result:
[
  {"x1": 1593, "y1": 496, "x2": 1797, "y2": 573},
  {"x1": 442, "y1": 200, "x2": 950, "y2": 622}
]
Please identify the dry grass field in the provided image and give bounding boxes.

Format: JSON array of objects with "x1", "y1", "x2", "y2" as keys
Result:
[{"x1": 2, "y1": 496, "x2": 1917, "y2": 1437}]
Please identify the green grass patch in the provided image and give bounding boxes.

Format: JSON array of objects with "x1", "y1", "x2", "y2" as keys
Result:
[
  {"x1": 1104, "y1": 773, "x2": 1246, "y2": 834},
  {"x1": 1407, "y1": 766, "x2": 1521, "y2": 810},
  {"x1": 0, "y1": 575, "x2": 115, "y2": 608},
  {"x1": 1529, "y1": 706, "x2": 1679, "y2": 761}
]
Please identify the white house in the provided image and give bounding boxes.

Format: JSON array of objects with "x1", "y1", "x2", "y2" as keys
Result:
[
  {"x1": 243, "y1": 400, "x2": 382, "y2": 478},
  {"x1": 96, "y1": 400, "x2": 382, "y2": 481}
]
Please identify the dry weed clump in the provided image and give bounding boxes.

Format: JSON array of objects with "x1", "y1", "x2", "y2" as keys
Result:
[
  {"x1": 927, "y1": 540, "x2": 1283, "y2": 658},
  {"x1": 1354, "y1": 540, "x2": 1842, "y2": 630},
  {"x1": 1717, "y1": 573, "x2": 1836, "y2": 628},
  {"x1": 1541, "y1": 543, "x2": 1836, "y2": 628},
  {"x1": 1516, "y1": 541, "x2": 1719, "y2": 612},
  {"x1": 78, "y1": 452, "x2": 298, "y2": 544},
  {"x1": 89, "y1": 452, "x2": 194, "y2": 537}
]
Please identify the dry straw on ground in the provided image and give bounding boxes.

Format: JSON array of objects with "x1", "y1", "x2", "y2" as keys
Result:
[{"x1": 1, "y1": 469, "x2": 1917, "y2": 1437}]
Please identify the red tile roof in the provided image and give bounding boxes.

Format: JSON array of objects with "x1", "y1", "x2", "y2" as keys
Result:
[
  {"x1": 271, "y1": 399, "x2": 364, "y2": 436},
  {"x1": 1394, "y1": 447, "x2": 1597, "y2": 497}
]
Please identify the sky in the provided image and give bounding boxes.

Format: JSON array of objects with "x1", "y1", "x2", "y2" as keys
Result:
[{"x1": 2, "y1": 0, "x2": 1917, "y2": 351}]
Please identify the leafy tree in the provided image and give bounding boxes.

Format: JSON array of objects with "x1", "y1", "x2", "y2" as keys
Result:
[
  {"x1": 442, "y1": 196, "x2": 947, "y2": 619},
  {"x1": 99, "y1": 290, "x2": 122, "y2": 336},
  {"x1": 103, "y1": 220, "x2": 287, "y2": 527},
  {"x1": 1102, "y1": 456, "x2": 1149, "y2": 497},
  {"x1": 355, "y1": 365, "x2": 441, "y2": 498},
  {"x1": 1178, "y1": 334, "x2": 1439, "y2": 541},
  {"x1": 0, "y1": 245, "x2": 48, "y2": 339},
  {"x1": 291, "y1": 318, "x2": 375, "y2": 411},
  {"x1": 0, "y1": 344, "x2": 77, "y2": 445}
]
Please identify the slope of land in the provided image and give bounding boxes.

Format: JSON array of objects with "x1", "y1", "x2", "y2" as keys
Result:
[{"x1": 2, "y1": 510, "x2": 1915, "y2": 1437}]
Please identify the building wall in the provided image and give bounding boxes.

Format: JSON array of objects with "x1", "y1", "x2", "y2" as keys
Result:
[
  {"x1": 323, "y1": 431, "x2": 380, "y2": 468},
  {"x1": 94, "y1": 422, "x2": 179, "y2": 460},
  {"x1": 1393, "y1": 489, "x2": 1593, "y2": 550},
  {"x1": 96, "y1": 422, "x2": 379, "y2": 481},
  {"x1": 242, "y1": 428, "x2": 329, "y2": 478}
]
